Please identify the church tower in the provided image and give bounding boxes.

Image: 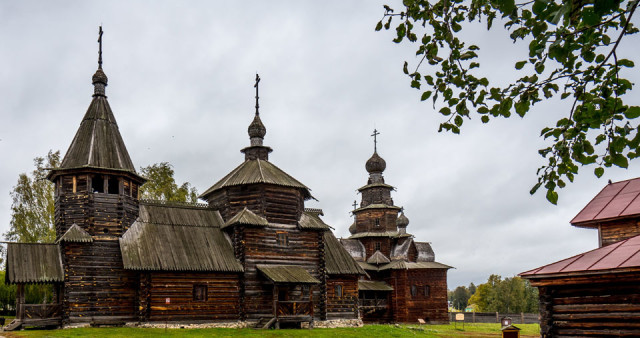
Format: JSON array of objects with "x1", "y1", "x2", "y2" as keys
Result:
[
  {"x1": 47, "y1": 27, "x2": 145, "y2": 324},
  {"x1": 349, "y1": 130, "x2": 405, "y2": 259}
]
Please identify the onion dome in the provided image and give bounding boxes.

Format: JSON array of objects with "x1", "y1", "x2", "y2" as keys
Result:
[
  {"x1": 396, "y1": 212, "x2": 409, "y2": 227},
  {"x1": 349, "y1": 221, "x2": 357, "y2": 234},
  {"x1": 248, "y1": 114, "x2": 267, "y2": 140},
  {"x1": 92, "y1": 68, "x2": 108, "y2": 97},
  {"x1": 366, "y1": 151, "x2": 386, "y2": 174}
]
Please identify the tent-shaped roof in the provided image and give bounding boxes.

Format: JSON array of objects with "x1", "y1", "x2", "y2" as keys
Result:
[
  {"x1": 256, "y1": 265, "x2": 320, "y2": 284},
  {"x1": 120, "y1": 202, "x2": 242, "y2": 272},
  {"x1": 571, "y1": 177, "x2": 640, "y2": 226},
  {"x1": 199, "y1": 159, "x2": 312, "y2": 199},
  {"x1": 57, "y1": 223, "x2": 93, "y2": 243},
  {"x1": 521, "y1": 233, "x2": 640, "y2": 278},
  {"x1": 5, "y1": 243, "x2": 64, "y2": 284},
  {"x1": 222, "y1": 207, "x2": 269, "y2": 229},
  {"x1": 324, "y1": 232, "x2": 366, "y2": 275}
]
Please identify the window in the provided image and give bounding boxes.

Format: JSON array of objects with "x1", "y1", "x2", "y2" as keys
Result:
[
  {"x1": 424, "y1": 285, "x2": 430, "y2": 297},
  {"x1": 302, "y1": 285, "x2": 310, "y2": 299},
  {"x1": 193, "y1": 285, "x2": 207, "y2": 301},
  {"x1": 108, "y1": 177, "x2": 120, "y2": 194},
  {"x1": 375, "y1": 218, "x2": 380, "y2": 227},
  {"x1": 411, "y1": 285, "x2": 418, "y2": 298},
  {"x1": 92, "y1": 175, "x2": 104, "y2": 193},
  {"x1": 335, "y1": 284, "x2": 343, "y2": 298},
  {"x1": 277, "y1": 232, "x2": 289, "y2": 247},
  {"x1": 375, "y1": 242, "x2": 381, "y2": 251}
]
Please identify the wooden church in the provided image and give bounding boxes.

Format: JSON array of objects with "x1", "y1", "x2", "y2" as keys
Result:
[{"x1": 4, "y1": 30, "x2": 450, "y2": 330}]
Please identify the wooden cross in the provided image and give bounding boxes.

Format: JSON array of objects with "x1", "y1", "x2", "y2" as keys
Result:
[
  {"x1": 98, "y1": 26, "x2": 103, "y2": 69},
  {"x1": 352, "y1": 200, "x2": 358, "y2": 210},
  {"x1": 371, "y1": 129, "x2": 380, "y2": 152},
  {"x1": 254, "y1": 73, "x2": 261, "y2": 114}
]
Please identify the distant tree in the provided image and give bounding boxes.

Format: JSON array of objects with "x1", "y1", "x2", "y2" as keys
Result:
[
  {"x1": 0, "y1": 271, "x2": 16, "y2": 315},
  {"x1": 4, "y1": 150, "x2": 60, "y2": 244},
  {"x1": 139, "y1": 162, "x2": 198, "y2": 203},
  {"x1": 451, "y1": 285, "x2": 471, "y2": 310},
  {"x1": 468, "y1": 274, "x2": 539, "y2": 313},
  {"x1": 468, "y1": 282, "x2": 477, "y2": 295},
  {"x1": 376, "y1": 0, "x2": 640, "y2": 204}
]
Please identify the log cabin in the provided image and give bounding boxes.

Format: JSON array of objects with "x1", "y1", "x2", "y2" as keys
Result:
[
  {"x1": 521, "y1": 178, "x2": 640, "y2": 337},
  {"x1": 3, "y1": 29, "x2": 449, "y2": 330}
]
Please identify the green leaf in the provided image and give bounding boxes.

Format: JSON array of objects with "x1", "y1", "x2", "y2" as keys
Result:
[
  {"x1": 515, "y1": 61, "x2": 526, "y2": 70},
  {"x1": 612, "y1": 154, "x2": 629, "y2": 168},
  {"x1": 619, "y1": 59, "x2": 635, "y2": 68},
  {"x1": 546, "y1": 189, "x2": 558, "y2": 205},
  {"x1": 530, "y1": 182, "x2": 542, "y2": 194},
  {"x1": 440, "y1": 107, "x2": 452, "y2": 116},
  {"x1": 421, "y1": 91, "x2": 432, "y2": 101},
  {"x1": 625, "y1": 106, "x2": 640, "y2": 119},
  {"x1": 594, "y1": 167, "x2": 604, "y2": 178},
  {"x1": 454, "y1": 115, "x2": 464, "y2": 127},
  {"x1": 481, "y1": 115, "x2": 490, "y2": 123},
  {"x1": 375, "y1": 21, "x2": 383, "y2": 31},
  {"x1": 403, "y1": 62, "x2": 409, "y2": 74}
]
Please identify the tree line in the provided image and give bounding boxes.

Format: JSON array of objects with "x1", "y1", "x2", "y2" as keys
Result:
[{"x1": 449, "y1": 274, "x2": 539, "y2": 313}]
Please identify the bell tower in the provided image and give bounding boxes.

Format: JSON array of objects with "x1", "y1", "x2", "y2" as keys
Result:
[{"x1": 47, "y1": 27, "x2": 145, "y2": 324}]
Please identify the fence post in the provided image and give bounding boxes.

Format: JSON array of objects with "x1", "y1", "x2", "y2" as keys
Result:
[
  {"x1": 472, "y1": 312, "x2": 475, "y2": 323},
  {"x1": 521, "y1": 312, "x2": 524, "y2": 324},
  {"x1": 495, "y1": 312, "x2": 499, "y2": 323}
]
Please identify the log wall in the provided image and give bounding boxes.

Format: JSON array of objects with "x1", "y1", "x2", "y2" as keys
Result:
[
  {"x1": 360, "y1": 238, "x2": 392, "y2": 259},
  {"x1": 387, "y1": 269, "x2": 448, "y2": 323},
  {"x1": 354, "y1": 209, "x2": 399, "y2": 233},
  {"x1": 598, "y1": 219, "x2": 640, "y2": 247},
  {"x1": 142, "y1": 272, "x2": 240, "y2": 322},
  {"x1": 530, "y1": 273, "x2": 640, "y2": 337},
  {"x1": 326, "y1": 276, "x2": 359, "y2": 320}
]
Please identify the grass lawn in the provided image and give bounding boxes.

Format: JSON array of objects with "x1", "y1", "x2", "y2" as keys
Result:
[{"x1": 4, "y1": 323, "x2": 540, "y2": 337}]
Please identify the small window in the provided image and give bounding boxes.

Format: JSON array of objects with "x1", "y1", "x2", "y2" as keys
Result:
[
  {"x1": 277, "y1": 232, "x2": 289, "y2": 247},
  {"x1": 108, "y1": 177, "x2": 119, "y2": 194},
  {"x1": 103, "y1": 228, "x2": 109, "y2": 234},
  {"x1": 302, "y1": 285, "x2": 310, "y2": 299},
  {"x1": 193, "y1": 285, "x2": 207, "y2": 301},
  {"x1": 411, "y1": 285, "x2": 418, "y2": 298},
  {"x1": 375, "y1": 218, "x2": 380, "y2": 227},
  {"x1": 375, "y1": 242, "x2": 381, "y2": 251},
  {"x1": 424, "y1": 285, "x2": 430, "y2": 297},
  {"x1": 335, "y1": 284, "x2": 343, "y2": 298},
  {"x1": 92, "y1": 175, "x2": 104, "y2": 193}
]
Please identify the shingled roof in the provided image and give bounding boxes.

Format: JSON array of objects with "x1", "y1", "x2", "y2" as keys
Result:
[
  {"x1": 57, "y1": 223, "x2": 93, "y2": 243},
  {"x1": 298, "y1": 211, "x2": 331, "y2": 230},
  {"x1": 324, "y1": 232, "x2": 366, "y2": 275},
  {"x1": 377, "y1": 260, "x2": 453, "y2": 271},
  {"x1": 222, "y1": 207, "x2": 269, "y2": 229},
  {"x1": 120, "y1": 202, "x2": 242, "y2": 272},
  {"x1": 5, "y1": 243, "x2": 64, "y2": 284},
  {"x1": 49, "y1": 69, "x2": 142, "y2": 182},
  {"x1": 340, "y1": 238, "x2": 366, "y2": 261},
  {"x1": 367, "y1": 250, "x2": 391, "y2": 265},
  {"x1": 199, "y1": 159, "x2": 312, "y2": 200},
  {"x1": 257, "y1": 265, "x2": 320, "y2": 284}
]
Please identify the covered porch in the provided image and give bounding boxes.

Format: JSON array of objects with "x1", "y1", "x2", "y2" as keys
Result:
[
  {"x1": 256, "y1": 264, "x2": 320, "y2": 329},
  {"x1": 358, "y1": 280, "x2": 393, "y2": 322},
  {"x1": 4, "y1": 243, "x2": 65, "y2": 330}
]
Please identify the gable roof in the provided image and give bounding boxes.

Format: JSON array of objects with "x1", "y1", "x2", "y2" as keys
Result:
[
  {"x1": 199, "y1": 159, "x2": 312, "y2": 199},
  {"x1": 256, "y1": 265, "x2": 320, "y2": 284},
  {"x1": 120, "y1": 202, "x2": 242, "y2": 272},
  {"x1": 50, "y1": 93, "x2": 142, "y2": 182},
  {"x1": 390, "y1": 238, "x2": 414, "y2": 261},
  {"x1": 222, "y1": 207, "x2": 269, "y2": 229},
  {"x1": 298, "y1": 211, "x2": 331, "y2": 230},
  {"x1": 571, "y1": 177, "x2": 640, "y2": 226},
  {"x1": 57, "y1": 224, "x2": 93, "y2": 243},
  {"x1": 415, "y1": 241, "x2": 435, "y2": 262},
  {"x1": 5, "y1": 243, "x2": 64, "y2": 284},
  {"x1": 378, "y1": 260, "x2": 453, "y2": 271},
  {"x1": 520, "y1": 234, "x2": 640, "y2": 278},
  {"x1": 367, "y1": 250, "x2": 391, "y2": 265},
  {"x1": 324, "y1": 232, "x2": 366, "y2": 275}
]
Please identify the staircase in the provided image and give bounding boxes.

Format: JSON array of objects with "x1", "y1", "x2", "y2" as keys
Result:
[
  {"x1": 4, "y1": 319, "x2": 22, "y2": 331},
  {"x1": 254, "y1": 316, "x2": 276, "y2": 329}
]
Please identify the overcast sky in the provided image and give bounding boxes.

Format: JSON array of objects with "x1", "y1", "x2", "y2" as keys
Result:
[{"x1": 2, "y1": 1, "x2": 639, "y2": 289}]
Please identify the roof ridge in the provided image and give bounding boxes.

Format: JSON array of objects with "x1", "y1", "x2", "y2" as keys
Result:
[
  {"x1": 140, "y1": 199, "x2": 211, "y2": 209},
  {"x1": 257, "y1": 159, "x2": 265, "y2": 180}
]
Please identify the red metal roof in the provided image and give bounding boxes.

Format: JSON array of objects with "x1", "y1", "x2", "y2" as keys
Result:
[
  {"x1": 520, "y1": 234, "x2": 640, "y2": 277},
  {"x1": 571, "y1": 177, "x2": 640, "y2": 225}
]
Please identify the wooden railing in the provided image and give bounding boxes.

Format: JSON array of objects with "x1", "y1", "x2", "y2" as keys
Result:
[
  {"x1": 23, "y1": 304, "x2": 62, "y2": 320},
  {"x1": 276, "y1": 301, "x2": 313, "y2": 317},
  {"x1": 359, "y1": 299, "x2": 388, "y2": 309}
]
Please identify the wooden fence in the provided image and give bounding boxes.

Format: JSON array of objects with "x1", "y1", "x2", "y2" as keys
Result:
[{"x1": 449, "y1": 311, "x2": 539, "y2": 324}]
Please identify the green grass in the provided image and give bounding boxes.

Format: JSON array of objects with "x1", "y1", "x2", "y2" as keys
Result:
[{"x1": 6, "y1": 323, "x2": 540, "y2": 337}]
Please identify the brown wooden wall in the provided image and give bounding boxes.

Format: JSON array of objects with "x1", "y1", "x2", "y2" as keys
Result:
[
  {"x1": 326, "y1": 276, "x2": 358, "y2": 320},
  {"x1": 138, "y1": 272, "x2": 240, "y2": 322},
  {"x1": 597, "y1": 219, "x2": 640, "y2": 247},
  {"x1": 360, "y1": 237, "x2": 392, "y2": 259},
  {"x1": 207, "y1": 184, "x2": 304, "y2": 225},
  {"x1": 387, "y1": 269, "x2": 448, "y2": 323},
  {"x1": 62, "y1": 241, "x2": 137, "y2": 323},
  {"x1": 354, "y1": 209, "x2": 399, "y2": 233},
  {"x1": 238, "y1": 225, "x2": 324, "y2": 320},
  {"x1": 531, "y1": 273, "x2": 640, "y2": 337}
]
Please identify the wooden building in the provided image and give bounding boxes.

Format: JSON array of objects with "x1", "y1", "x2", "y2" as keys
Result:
[
  {"x1": 4, "y1": 31, "x2": 449, "y2": 330},
  {"x1": 521, "y1": 178, "x2": 640, "y2": 337},
  {"x1": 340, "y1": 140, "x2": 452, "y2": 323}
]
